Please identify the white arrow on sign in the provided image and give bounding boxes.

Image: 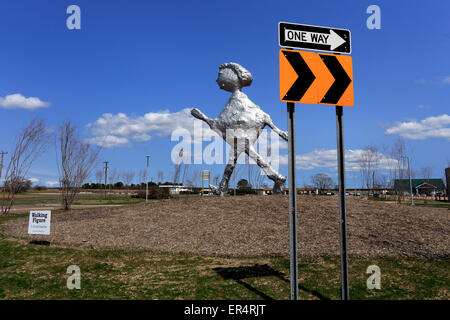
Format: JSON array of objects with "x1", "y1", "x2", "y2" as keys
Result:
[{"x1": 284, "y1": 28, "x2": 346, "y2": 50}]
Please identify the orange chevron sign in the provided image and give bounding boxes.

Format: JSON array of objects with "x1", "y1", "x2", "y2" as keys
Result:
[{"x1": 279, "y1": 49, "x2": 354, "y2": 106}]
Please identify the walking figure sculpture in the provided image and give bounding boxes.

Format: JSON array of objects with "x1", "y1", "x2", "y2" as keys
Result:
[{"x1": 191, "y1": 62, "x2": 288, "y2": 196}]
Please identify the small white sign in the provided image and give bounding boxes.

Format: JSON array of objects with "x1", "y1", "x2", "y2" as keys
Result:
[
  {"x1": 28, "y1": 211, "x2": 51, "y2": 235},
  {"x1": 201, "y1": 170, "x2": 211, "y2": 181}
]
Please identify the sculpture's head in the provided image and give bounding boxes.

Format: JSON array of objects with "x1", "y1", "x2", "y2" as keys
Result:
[{"x1": 216, "y1": 62, "x2": 253, "y2": 92}]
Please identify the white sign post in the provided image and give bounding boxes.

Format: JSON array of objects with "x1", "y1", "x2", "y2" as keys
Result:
[{"x1": 28, "y1": 211, "x2": 51, "y2": 235}]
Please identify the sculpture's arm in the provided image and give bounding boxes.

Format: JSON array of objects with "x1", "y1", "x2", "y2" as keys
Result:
[
  {"x1": 265, "y1": 115, "x2": 288, "y2": 141},
  {"x1": 191, "y1": 108, "x2": 215, "y2": 129}
]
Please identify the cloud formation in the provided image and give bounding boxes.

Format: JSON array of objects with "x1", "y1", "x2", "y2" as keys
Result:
[
  {"x1": 86, "y1": 108, "x2": 205, "y2": 148},
  {"x1": 0, "y1": 93, "x2": 50, "y2": 110},
  {"x1": 279, "y1": 148, "x2": 398, "y2": 171},
  {"x1": 385, "y1": 114, "x2": 450, "y2": 140},
  {"x1": 45, "y1": 181, "x2": 59, "y2": 187},
  {"x1": 29, "y1": 178, "x2": 40, "y2": 185}
]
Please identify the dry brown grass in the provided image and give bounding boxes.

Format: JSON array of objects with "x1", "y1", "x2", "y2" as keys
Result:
[{"x1": 1, "y1": 195, "x2": 448, "y2": 258}]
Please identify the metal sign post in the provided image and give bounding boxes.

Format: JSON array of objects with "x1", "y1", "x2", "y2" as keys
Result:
[
  {"x1": 287, "y1": 102, "x2": 298, "y2": 300},
  {"x1": 335, "y1": 105, "x2": 349, "y2": 300}
]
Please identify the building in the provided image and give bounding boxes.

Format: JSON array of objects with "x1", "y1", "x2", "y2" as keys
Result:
[
  {"x1": 262, "y1": 187, "x2": 319, "y2": 195},
  {"x1": 158, "y1": 185, "x2": 193, "y2": 195},
  {"x1": 394, "y1": 179, "x2": 446, "y2": 196}
]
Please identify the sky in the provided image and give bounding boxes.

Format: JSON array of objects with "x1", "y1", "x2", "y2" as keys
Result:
[{"x1": 0, "y1": 0, "x2": 449, "y2": 188}]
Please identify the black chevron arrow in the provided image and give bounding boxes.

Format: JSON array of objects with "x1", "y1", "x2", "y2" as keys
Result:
[
  {"x1": 319, "y1": 54, "x2": 351, "y2": 104},
  {"x1": 282, "y1": 50, "x2": 316, "y2": 101}
]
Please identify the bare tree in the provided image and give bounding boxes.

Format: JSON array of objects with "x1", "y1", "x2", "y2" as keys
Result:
[
  {"x1": 122, "y1": 170, "x2": 135, "y2": 188},
  {"x1": 58, "y1": 121, "x2": 100, "y2": 211},
  {"x1": 1, "y1": 119, "x2": 51, "y2": 214},
  {"x1": 138, "y1": 169, "x2": 147, "y2": 188},
  {"x1": 390, "y1": 138, "x2": 408, "y2": 203},
  {"x1": 184, "y1": 179, "x2": 194, "y2": 187},
  {"x1": 95, "y1": 169, "x2": 103, "y2": 184},
  {"x1": 311, "y1": 173, "x2": 334, "y2": 194},
  {"x1": 420, "y1": 166, "x2": 432, "y2": 182},
  {"x1": 181, "y1": 164, "x2": 189, "y2": 185},
  {"x1": 109, "y1": 168, "x2": 119, "y2": 187},
  {"x1": 191, "y1": 169, "x2": 199, "y2": 188},
  {"x1": 359, "y1": 145, "x2": 382, "y2": 197},
  {"x1": 157, "y1": 170, "x2": 164, "y2": 184}
]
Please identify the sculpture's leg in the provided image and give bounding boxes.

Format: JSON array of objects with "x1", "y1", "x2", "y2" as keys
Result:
[
  {"x1": 218, "y1": 149, "x2": 242, "y2": 196},
  {"x1": 247, "y1": 145, "x2": 286, "y2": 194}
]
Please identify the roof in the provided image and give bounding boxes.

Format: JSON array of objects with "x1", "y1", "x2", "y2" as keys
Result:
[{"x1": 394, "y1": 179, "x2": 445, "y2": 190}]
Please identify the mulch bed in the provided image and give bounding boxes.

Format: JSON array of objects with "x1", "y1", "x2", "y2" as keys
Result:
[{"x1": 1, "y1": 195, "x2": 448, "y2": 258}]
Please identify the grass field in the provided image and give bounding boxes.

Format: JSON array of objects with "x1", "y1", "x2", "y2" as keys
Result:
[
  {"x1": 0, "y1": 233, "x2": 448, "y2": 300},
  {"x1": 0, "y1": 195, "x2": 448, "y2": 300}
]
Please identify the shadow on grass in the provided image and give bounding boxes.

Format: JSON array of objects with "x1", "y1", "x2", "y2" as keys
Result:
[{"x1": 213, "y1": 264, "x2": 329, "y2": 300}]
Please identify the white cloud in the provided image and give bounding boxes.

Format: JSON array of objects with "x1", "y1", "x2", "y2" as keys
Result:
[
  {"x1": 443, "y1": 76, "x2": 450, "y2": 84},
  {"x1": 0, "y1": 93, "x2": 50, "y2": 110},
  {"x1": 279, "y1": 148, "x2": 398, "y2": 171},
  {"x1": 87, "y1": 135, "x2": 130, "y2": 148},
  {"x1": 29, "y1": 178, "x2": 40, "y2": 185},
  {"x1": 86, "y1": 108, "x2": 220, "y2": 148},
  {"x1": 45, "y1": 181, "x2": 59, "y2": 187},
  {"x1": 385, "y1": 114, "x2": 450, "y2": 140},
  {"x1": 416, "y1": 104, "x2": 425, "y2": 109}
]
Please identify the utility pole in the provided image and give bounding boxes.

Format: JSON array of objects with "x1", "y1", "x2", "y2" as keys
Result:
[
  {"x1": 402, "y1": 156, "x2": 414, "y2": 206},
  {"x1": 146, "y1": 155, "x2": 150, "y2": 202},
  {"x1": 103, "y1": 161, "x2": 109, "y2": 199},
  {"x1": 0, "y1": 151, "x2": 7, "y2": 192}
]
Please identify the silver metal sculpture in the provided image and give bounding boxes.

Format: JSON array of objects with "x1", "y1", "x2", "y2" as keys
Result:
[{"x1": 191, "y1": 62, "x2": 288, "y2": 195}]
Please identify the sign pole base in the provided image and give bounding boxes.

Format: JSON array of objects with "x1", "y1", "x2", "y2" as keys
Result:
[{"x1": 336, "y1": 105, "x2": 349, "y2": 300}]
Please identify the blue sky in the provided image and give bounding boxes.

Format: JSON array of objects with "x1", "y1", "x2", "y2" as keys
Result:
[{"x1": 0, "y1": 0, "x2": 449, "y2": 188}]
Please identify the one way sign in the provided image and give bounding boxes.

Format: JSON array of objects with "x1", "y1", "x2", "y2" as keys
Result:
[
  {"x1": 279, "y1": 49, "x2": 353, "y2": 106},
  {"x1": 279, "y1": 22, "x2": 351, "y2": 54}
]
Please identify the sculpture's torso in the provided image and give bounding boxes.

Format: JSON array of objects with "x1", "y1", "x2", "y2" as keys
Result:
[{"x1": 214, "y1": 91, "x2": 268, "y2": 144}]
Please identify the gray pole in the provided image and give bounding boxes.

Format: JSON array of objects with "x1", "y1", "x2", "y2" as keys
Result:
[
  {"x1": 146, "y1": 155, "x2": 150, "y2": 202},
  {"x1": 103, "y1": 161, "x2": 109, "y2": 199},
  {"x1": 287, "y1": 102, "x2": 298, "y2": 300},
  {"x1": 336, "y1": 106, "x2": 349, "y2": 300}
]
